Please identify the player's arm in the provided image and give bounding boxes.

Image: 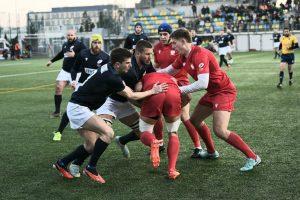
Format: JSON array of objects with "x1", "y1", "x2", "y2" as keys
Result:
[
  {"x1": 118, "y1": 83, "x2": 168, "y2": 100},
  {"x1": 179, "y1": 73, "x2": 209, "y2": 94},
  {"x1": 289, "y1": 37, "x2": 299, "y2": 50},
  {"x1": 156, "y1": 64, "x2": 180, "y2": 75},
  {"x1": 46, "y1": 50, "x2": 64, "y2": 66}
]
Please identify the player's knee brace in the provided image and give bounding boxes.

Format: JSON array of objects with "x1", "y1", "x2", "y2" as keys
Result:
[
  {"x1": 139, "y1": 119, "x2": 154, "y2": 133},
  {"x1": 166, "y1": 118, "x2": 181, "y2": 133}
]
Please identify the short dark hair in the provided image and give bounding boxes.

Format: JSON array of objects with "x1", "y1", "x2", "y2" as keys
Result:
[
  {"x1": 170, "y1": 28, "x2": 192, "y2": 43},
  {"x1": 135, "y1": 40, "x2": 152, "y2": 53},
  {"x1": 110, "y1": 48, "x2": 132, "y2": 65},
  {"x1": 283, "y1": 27, "x2": 290, "y2": 31}
]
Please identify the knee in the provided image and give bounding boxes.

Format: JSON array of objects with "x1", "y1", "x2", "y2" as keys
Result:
[
  {"x1": 101, "y1": 127, "x2": 115, "y2": 143},
  {"x1": 181, "y1": 110, "x2": 190, "y2": 121},
  {"x1": 55, "y1": 84, "x2": 63, "y2": 94},
  {"x1": 213, "y1": 125, "x2": 228, "y2": 140}
]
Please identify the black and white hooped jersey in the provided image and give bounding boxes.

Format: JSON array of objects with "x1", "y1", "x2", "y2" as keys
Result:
[
  {"x1": 273, "y1": 33, "x2": 281, "y2": 43},
  {"x1": 71, "y1": 49, "x2": 109, "y2": 83},
  {"x1": 215, "y1": 35, "x2": 229, "y2": 48},
  {"x1": 192, "y1": 36, "x2": 203, "y2": 46},
  {"x1": 109, "y1": 56, "x2": 156, "y2": 102},
  {"x1": 51, "y1": 39, "x2": 86, "y2": 72},
  {"x1": 70, "y1": 64, "x2": 125, "y2": 110}
]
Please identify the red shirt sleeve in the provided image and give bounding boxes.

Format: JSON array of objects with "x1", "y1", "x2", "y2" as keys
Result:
[{"x1": 192, "y1": 51, "x2": 210, "y2": 75}]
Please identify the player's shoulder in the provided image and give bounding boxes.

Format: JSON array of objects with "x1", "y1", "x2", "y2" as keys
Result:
[
  {"x1": 291, "y1": 35, "x2": 298, "y2": 41},
  {"x1": 154, "y1": 42, "x2": 161, "y2": 50},
  {"x1": 100, "y1": 50, "x2": 110, "y2": 58}
]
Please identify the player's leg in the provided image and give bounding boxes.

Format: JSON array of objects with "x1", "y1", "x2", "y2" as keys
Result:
[
  {"x1": 140, "y1": 93, "x2": 165, "y2": 168},
  {"x1": 153, "y1": 116, "x2": 165, "y2": 153},
  {"x1": 80, "y1": 115, "x2": 114, "y2": 183},
  {"x1": 165, "y1": 116, "x2": 181, "y2": 180},
  {"x1": 162, "y1": 88, "x2": 182, "y2": 179},
  {"x1": 52, "y1": 74, "x2": 68, "y2": 117},
  {"x1": 277, "y1": 60, "x2": 287, "y2": 88},
  {"x1": 190, "y1": 103, "x2": 217, "y2": 157},
  {"x1": 181, "y1": 101, "x2": 203, "y2": 158},
  {"x1": 116, "y1": 112, "x2": 140, "y2": 158},
  {"x1": 52, "y1": 111, "x2": 69, "y2": 141},
  {"x1": 288, "y1": 54, "x2": 294, "y2": 85},
  {"x1": 274, "y1": 46, "x2": 277, "y2": 59},
  {"x1": 212, "y1": 111, "x2": 260, "y2": 171},
  {"x1": 139, "y1": 116, "x2": 162, "y2": 168}
]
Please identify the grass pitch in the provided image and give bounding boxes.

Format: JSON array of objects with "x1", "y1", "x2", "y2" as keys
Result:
[{"x1": 0, "y1": 51, "x2": 299, "y2": 199}]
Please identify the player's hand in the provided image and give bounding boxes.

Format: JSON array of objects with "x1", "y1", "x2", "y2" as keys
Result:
[
  {"x1": 46, "y1": 61, "x2": 52, "y2": 67},
  {"x1": 71, "y1": 81, "x2": 77, "y2": 90},
  {"x1": 65, "y1": 50, "x2": 75, "y2": 58},
  {"x1": 152, "y1": 82, "x2": 168, "y2": 94}
]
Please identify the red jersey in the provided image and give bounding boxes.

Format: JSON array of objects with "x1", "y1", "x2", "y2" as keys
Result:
[
  {"x1": 154, "y1": 41, "x2": 188, "y2": 83},
  {"x1": 172, "y1": 46, "x2": 235, "y2": 94},
  {"x1": 141, "y1": 72, "x2": 179, "y2": 91}
]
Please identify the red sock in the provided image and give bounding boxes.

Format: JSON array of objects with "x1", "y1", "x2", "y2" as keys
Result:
[
  {"x1": 198, "y1": 123, "x2": 215, "y2": 153},
  {"x1": 153, "y1": 118, "x2": 163, "y2": 140},
  {"x1": 226, "y1": 132, "x2": 256, "y2": 159},
  {"x1": 140, "y1": 131, "x2": 156, "y2": 147},
  {"x1": 167, "y1": 134, "x2": 180, "y2": 171},
  {"x1": 183, "y1": 120, "x2": 201, "y2": 148}
]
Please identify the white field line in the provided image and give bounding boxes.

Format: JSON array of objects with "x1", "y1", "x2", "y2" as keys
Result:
[
  {"x1": 0, "y1": 83, "x2": 54, "y2": 94},
  {"x1": 0, "y1": 69, "x2": 59, "y2": 78},
  {"x1": 0, "y1": 62, "x2": 32, "y2": 67}
]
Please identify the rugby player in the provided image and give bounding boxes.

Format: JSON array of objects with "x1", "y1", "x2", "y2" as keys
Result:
[
  {"x1": 159, "y1": 28, "x2": 261, "y2": 171},
  {"x1": 138, "y1": 72, "x2": 182, "y2": 180},
  {"x1": 52, "y1": 34, "x2": 109, "y2": 141},
  {"x1": 214, "y1": 30, "x2": 231, "y2": 69},
  {"x1": 154, "y1": 23, "x2": 203, "y2": 158},
  {"x1": 273, "y1": 30, "x2": 281, "y2": 59},
  {"x1": 277, "y1": 28, "x2": 298, "y2": 88},
  {"x1": 124, "y1": 22, "x2": 148, "y2": 53},
  {"x1": 46, "y1": 29, "x2": 86, "y2": 118}
]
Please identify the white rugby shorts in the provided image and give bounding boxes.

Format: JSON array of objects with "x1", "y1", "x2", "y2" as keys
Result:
[
  {"x1": 226, "y1": 46, "x2": 233, "y2": 53},
  {"x1": 218, "y1": 46, "x2": 228, "y2": 55},
  {"x1": 96, "y1": 97, "x2": 137, "y2": 119},
  {"x1": 56, "y1": 69, "x2": 81, "y2": 84},
  {"x1": 67, "y1": 102, "x2": 95, "y2": 129},
  {"x1": 274, "y1": 42, "x2": 280, "y2": 48}
]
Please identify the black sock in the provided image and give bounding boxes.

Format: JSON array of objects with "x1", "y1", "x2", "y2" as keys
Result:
[
  {"x1": 88, "y1": 138, "x2": 109, "y2": 168},
  {"x1": 54, "y1": 95, "x2": 62, "y2": 113},
  {"x1": 219, "y1": 56, "x2": 223, "y2": 67},
  {"x1": 72, "y1": 149, "x2": 91, "y2": 166},
  {"x1": 289, "y1": 72, "x2": 293, "y2": 80},
  {"x1": 57, "y1": 112, "x2": 69, "y2": 133},
  {"x1": 60, "y1": 145, "x2": 88, "y2": 166},
  {"x1": 279, "y1": 71, "x2": 284, "y2": 84},
  {"x1": 223, "y1": 56, "x2": 229, "y2": 66},
  {"x1": 119, "y1": 131, "x2": 139, "y2": 145}
]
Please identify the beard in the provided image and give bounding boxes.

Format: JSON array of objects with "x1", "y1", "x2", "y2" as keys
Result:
[{"x1": 91, "y1": 46, "x2": 101, "y2": 54}]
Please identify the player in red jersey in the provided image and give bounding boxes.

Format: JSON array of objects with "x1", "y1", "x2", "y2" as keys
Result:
[
  {"x1": 158, "y1": 28, "x2": 261, "y2": 171},
  {"x1": 137, "y1": 72, "x2": 182, "y2": 179},
  {"x1": 154, "y1": 23, "x2": 203, "y2": 158}
]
